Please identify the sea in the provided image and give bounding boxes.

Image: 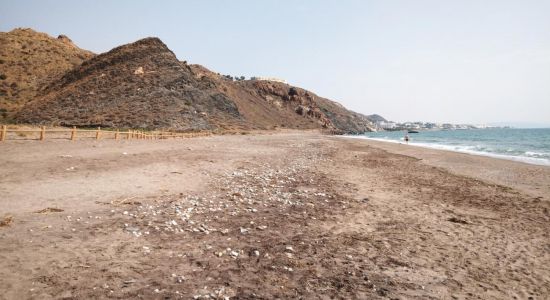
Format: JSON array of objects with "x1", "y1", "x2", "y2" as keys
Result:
[{"x1": 347, "y1": 128, "x2": 550, "y2": 166}]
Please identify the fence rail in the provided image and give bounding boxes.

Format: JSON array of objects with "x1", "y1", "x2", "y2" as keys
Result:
[{"x1": 0, "y1": 125, "x2": 211, "y2": 142}]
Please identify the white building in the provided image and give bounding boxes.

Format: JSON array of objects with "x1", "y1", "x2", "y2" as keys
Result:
[
  {"x1": 379, "y1": 121, "x2": 397, "y2": 129},
  {"x1": 250, "y1": 76, "x2": 288, "y2": 84}
]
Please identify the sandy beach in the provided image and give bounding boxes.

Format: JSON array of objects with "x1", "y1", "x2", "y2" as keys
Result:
[{"x1": 1, "y1": 131, "x2": 549, "y2": 299}]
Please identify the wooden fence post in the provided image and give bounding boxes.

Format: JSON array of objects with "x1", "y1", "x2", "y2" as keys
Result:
[
  {"x1": 0, "y1": 125, "x2": 6, "y2": 142},
  {"x1": 96, "y1": 127, "x2": 101, "y2": 140},
  {"x1": 115, "y1": 129, "x2": 119, "y2": 140},
  {"x1": 40, "y1": 126, "x2": 46, "y2": 141},
  {"x1": 70, "y1": 126, "x2": 76, "y2": 141}
]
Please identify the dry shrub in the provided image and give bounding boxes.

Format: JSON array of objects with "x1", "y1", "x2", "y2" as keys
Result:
[
  {"x1": 16, "y1": 131, "x2": 33, "y2": 137},
  {"x1": 0, "y1": 215, "x2": 13, "y2": 227}
]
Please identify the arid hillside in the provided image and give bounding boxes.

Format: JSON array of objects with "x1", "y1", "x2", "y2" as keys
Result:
[
  {"x1": 16, "y1": 37, "x2": 248, "y2": 131},
  {"x1": 190, "y1": 64, "x2": 335, "y2": 131},
  {"x1": 0, "y1": 28, "x2": 94, "y2": 121},
  {"x1": 13, "y1": 32, "x2": 376, "y2": 133},
  {"x1": 191, "y1": 64, "x2": 376, "y2": 133}
]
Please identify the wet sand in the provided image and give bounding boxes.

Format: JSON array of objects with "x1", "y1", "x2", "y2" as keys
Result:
[{"x1": 1, "y1": 131, "x2": 549, "y2": 299}]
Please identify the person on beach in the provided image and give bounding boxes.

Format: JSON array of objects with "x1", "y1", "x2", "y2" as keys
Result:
[{"x1": 404, "y1": 133, "x2": 409, "y2": 144}]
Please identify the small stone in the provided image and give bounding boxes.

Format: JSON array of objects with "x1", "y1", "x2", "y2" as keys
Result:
[{"x1": 125, "y1": 227, "x2": 139, "y2": 233}]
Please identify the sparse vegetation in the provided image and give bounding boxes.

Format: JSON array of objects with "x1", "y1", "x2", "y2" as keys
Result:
[
  {"x1": 8, "y1": 30, "x2": 375, "y2": 133},
  {"x1": 0, "y1": 28, "x2": 94, "y2": 120}
]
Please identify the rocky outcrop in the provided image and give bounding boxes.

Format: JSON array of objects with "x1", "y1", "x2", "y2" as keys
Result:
[
  {"x1": 314, "y1": 97, "x2": 377, "y2": 134},
  {"x1": 243, "y1": 80, "x2": 332, "y2": 128},
  {"x1": 189, "y1": 64, "x2": 375, "y2": 133}
]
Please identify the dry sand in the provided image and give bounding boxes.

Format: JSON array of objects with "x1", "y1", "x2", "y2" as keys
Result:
[{"x1": 0, "y1": 131, "x2": 549, "y2": 299}]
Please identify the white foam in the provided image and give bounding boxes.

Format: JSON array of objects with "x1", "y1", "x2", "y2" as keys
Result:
[
  {"x1": 340, "y1": 135, "x2": 550, "y2": 166},
  {"x1": 525, "y1": 151, "x2": 550, "y2": 158}
]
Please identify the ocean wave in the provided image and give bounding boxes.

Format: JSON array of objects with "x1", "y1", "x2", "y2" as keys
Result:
[
  {"x1": 524, "y1": 151, "x2": 550, "y2": 158},
  {"x1": 342, "y1": 135, "x2": 550, "y2": 166}
]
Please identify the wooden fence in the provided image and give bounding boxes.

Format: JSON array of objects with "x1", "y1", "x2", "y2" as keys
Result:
[{"x1": 0, "y1": 125, "x2": 211, "y2": 142}]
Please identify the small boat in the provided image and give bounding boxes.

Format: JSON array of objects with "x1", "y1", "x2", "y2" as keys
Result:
[{"x1": 408, "y1": 130, "x2": 419, "y2": 133}]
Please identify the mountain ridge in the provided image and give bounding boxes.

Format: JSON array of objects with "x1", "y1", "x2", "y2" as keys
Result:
[{"x1": 8, "y1": 29, "x2": 378, "y2": 133}]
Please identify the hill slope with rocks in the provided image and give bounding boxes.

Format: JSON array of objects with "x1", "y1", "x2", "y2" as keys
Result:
[
  {"x1": 0, "y1": 28, "x2": 94, "y2": 121},
  {"x1": 16, "y1": 38, "x2": 247, "y2": 130},
  {"x1": 190, "y1": 64, "x2": 377, "y2": 133},
  {"x1": 14, "y1": 34, "x2": 376, "y2": 133}
]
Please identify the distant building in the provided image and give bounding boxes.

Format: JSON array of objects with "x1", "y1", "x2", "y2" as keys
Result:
[
  {"x1": 251, "y1": 76, "x2": 288, "y2": 84},
  {"x1": 379, "y1": 121, "x2": 397, "y2": 129}
]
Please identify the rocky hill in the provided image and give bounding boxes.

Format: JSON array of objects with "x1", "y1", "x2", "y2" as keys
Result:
[
  {"x1": 189, "y1": 64, "x2": 335, "y2": 131},
  {"x1": 14, "y1": 33, "x2": 376, "y2": 133},
  {"x1": 0, "y1": 28, "x2": 94, "y2": 121},
  {"x1": 15, "y1": 37, "x2": 337, "y2": 131},
  {"x1": 366, "y1": 114, "x2": 387, "y2": 123},
  {"x1": 189, "y1": 64, "x2": 376, "y2": 133},
  {"x1": 16, "y1": 38, "x2": 250, "y2": 130}
]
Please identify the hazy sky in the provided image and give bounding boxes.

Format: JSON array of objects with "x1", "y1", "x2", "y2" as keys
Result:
[{"x1": 2, "y1": 0, "x2": 549, "y2": 125}]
